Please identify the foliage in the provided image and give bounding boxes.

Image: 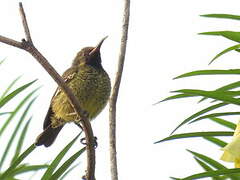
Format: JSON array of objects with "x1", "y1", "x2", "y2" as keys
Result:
[
  {"x1": 0, "y1": 61, "x2": 84, "y2": 179},
  {"x1": 156, "y1": 14, "x2": 240, "y2": 179}
]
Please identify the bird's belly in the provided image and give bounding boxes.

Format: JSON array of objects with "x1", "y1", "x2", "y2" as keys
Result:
[{"x1": 51, "y1": 73, "x2": 110, "y2": 123}]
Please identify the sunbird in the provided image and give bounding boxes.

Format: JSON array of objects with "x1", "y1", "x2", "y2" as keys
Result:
[{"x1": 35, "y1": 37, "x2": 111, "y2": 147}]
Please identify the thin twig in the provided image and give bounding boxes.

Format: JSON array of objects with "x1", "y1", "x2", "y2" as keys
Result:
[
  {"x1": 109, "y1": 0, "x2": 130, "y2": 180},
  {"x1": 19, "y1": 3, "x2": 32, "y2": 43},
  {"x1": 0, "y1": 3, "x2": 95, "y2": 180}
]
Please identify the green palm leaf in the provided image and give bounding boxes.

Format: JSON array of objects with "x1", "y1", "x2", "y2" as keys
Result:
[
  {"x1": 209, "y1": 44, "x2": 240, "y2": 64},
  {"x1": 201, "y1": 14, "x2": 240, "y2": 20},
  {"x1": 188, "y1": 150, "x2": 240, "y2": 179},
  {"x1": 174, "y1": 89, "x2": 240, "y2": 105},
  {"x1": 155, "y1": 93, "x2": 198, "y2": 104},
  {"x1": 10, "y1": 164, "x2": 48, "y2": 176},
  {"x1": 0, "y1": 79, "x2": 37, "y2": 109},
  {"x1": 0, "y1": 88, "x2": 39, "y2": 137},
  {"x1": 155, "y1": 131, "x2": 233, "y2": 144},
  {"x1": 174, "y1": 69, "x2": 240, "y2": 79},
  {"x1": 190, "y1": 112, "x2": 240, "y2": 124},
  {"x1": 0, "y1": 112, "x2": 12, "y2": 116},
  {"x1": 199, "y1": 81, "x2": 240, "y2": 103},
  {"x1": 0, "y1": 59, "x2": 5, "y2": 65},
  {"x1": 199, "y1": 31, "x2": 240, "y2": 43},
  {"x1": 180, "y1": 168, "x2": 240, "y2": 180},
  {"x1": 0, "y1": 144, "x2": 36, "y2": 179},
  {"x1": 11, "y1": 118, "x2": 32, "y2": 164},
  {"x1": 194, "y1": 158, "x2": 224, "y2": 180},
  {"x1": 0, "y1": 97, "x2": 37, "y2": 170},
  {"x1": 0, "y1": 76, "x2": 22, "y2": 100},
  {"x1": 203, "y1": 137, "x2": 227, "y2": 148},
  {"x1": 59, "y1": 163, "x2": 79, "y2": 180},
  {"x1": 41, "y1": 133, "x2": 82, "y2": 179},
  {"x1": 49, "y1": 147, "x2": 86, "y2": 180},
  {"x1": 171, "y1": 102, "x2": 227, "y2": 134},
  {"x1": 209, "y1": 117, "x2": 236, "y2": 130}
]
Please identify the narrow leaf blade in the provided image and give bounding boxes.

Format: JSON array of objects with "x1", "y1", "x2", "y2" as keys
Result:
[
  {"x1": 0, "y1": 76, "x2": 22, "y2": 99},
  {"x1": 0, "y1": 88, "x2": 38, "y2": 137},
  {"x1": 174, "y1": 89, "x2": 240, "y2": 106},
  {"x1": 181, "y1": 168, "x2": 240, "y2": 180},
  {"x1": 0, "y1": 79, "x2": 37, "y2": 109},
  {"x1": 41, "y1": 133, "x2": 82, "y2": 179},
  {"x1": 155, "y1": 131, "x2": 233, "y2": 144},
  {"x1": 190, "y1": 112, "x2": 240, "y2": 124},
  {"x1": 0, "y1": 144, "x2": 36, "y2": 179},
  {"x1": 49, "y1": 147, "x2": 86, "y2": 180},
  {"x1": 201, "y1": 14, "x2": 240, "y2": 20},
  {"x1": 187, "y1": 150, "x2": 240, "y2": 179},
  {"x1": 171, "y1": 102, "x2": 227, "y2": 134},
  {"x1": 203, "y1": 136, "x2": 227, "y2": 148},
  {"x1": 210, "y1": 44, "x2": 240, "y2": 64},
  {"x1": 199, "y1": 81, "x2": 240, "y2": 103},
  {"x1": 11, "y1": 117, "x2": 32, "y2": 164},
  {"x1": 199, "y1": 31, "x2": 240, "y2": 43},
  {"x1": 11, "y1": 164, "x2": 48, "y2": 176},
  {"x1": 174, "y1": 69, "x2": 240, "y2": 79},
  {"x1": 0, "y1": 97, "x2": 37, "y2": 169},
  {"x1": 209, "y1": 117, "x2": 236, "y2": 130},
  {"x1": 155, "y1": 93, "x2": 197, "y2": 104}
]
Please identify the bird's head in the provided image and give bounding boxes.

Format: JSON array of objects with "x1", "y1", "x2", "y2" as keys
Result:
[{"x1": 72, "y1": 36, "x2": 107, "y2": 68}]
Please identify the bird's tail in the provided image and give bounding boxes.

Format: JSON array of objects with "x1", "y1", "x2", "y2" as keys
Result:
[{"x1": 35, "y1": 125, "x2": 63, "y2": 147}]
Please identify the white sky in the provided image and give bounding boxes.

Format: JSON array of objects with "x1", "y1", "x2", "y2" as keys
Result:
[{"x1": 1, "y1": 0, "x2": 240, "y2": 179}]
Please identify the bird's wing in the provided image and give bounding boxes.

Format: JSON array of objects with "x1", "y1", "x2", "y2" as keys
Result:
[
  {"x1": 43, "y1": 66, "x2": 79, "y2": 129},
  {"x1": 52, "y1": 66, "x2": 79, "y2": 98}
]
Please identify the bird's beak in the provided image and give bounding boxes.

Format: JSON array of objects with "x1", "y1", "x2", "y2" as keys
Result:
[{"x1": 89, "y1": 36, "x2": 108, "y2": 56}]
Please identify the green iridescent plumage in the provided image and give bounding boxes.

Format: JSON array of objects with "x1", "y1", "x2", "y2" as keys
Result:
[{"x1": 35, "y1": 38, "x2": 111, "y2": 147}]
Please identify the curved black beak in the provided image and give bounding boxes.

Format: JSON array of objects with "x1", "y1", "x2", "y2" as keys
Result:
[{"x1": 89, "y1": 36, "x2": 108, "y2": 56}]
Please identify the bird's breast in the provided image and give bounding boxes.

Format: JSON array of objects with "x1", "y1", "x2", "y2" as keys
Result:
[{"x1": 52, "y1": 66, "x2": 111, "y2": 122}]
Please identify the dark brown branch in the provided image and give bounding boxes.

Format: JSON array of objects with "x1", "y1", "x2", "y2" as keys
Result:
[
  {"x1": 109, "y1": 0, "x2": 130, "y2": 180},
  {"x1": 0, "y1": 3, "x2": 95, "y2": 180}
]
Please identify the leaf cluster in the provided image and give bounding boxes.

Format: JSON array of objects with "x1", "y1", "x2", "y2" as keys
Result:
[
  {"x1": 0, "y1": 61, "x2": 85, "y2": 179},
  {"x1": 157, "y1": 14, "x2": 240, "y2": 179}
]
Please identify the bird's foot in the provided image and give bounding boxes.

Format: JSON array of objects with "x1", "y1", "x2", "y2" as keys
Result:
[{"x1": 80, "y1": 136, "x2": 98, "y2": 148}]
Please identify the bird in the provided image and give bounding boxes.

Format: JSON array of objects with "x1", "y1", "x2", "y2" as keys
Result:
[{"x1": 35, "y1": 37, "x2": 111, "y2": 147}]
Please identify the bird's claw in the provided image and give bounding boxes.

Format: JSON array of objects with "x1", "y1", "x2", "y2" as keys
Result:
[{"x1": 80, "y1": 136, "x2": 98, "y2": 148}]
